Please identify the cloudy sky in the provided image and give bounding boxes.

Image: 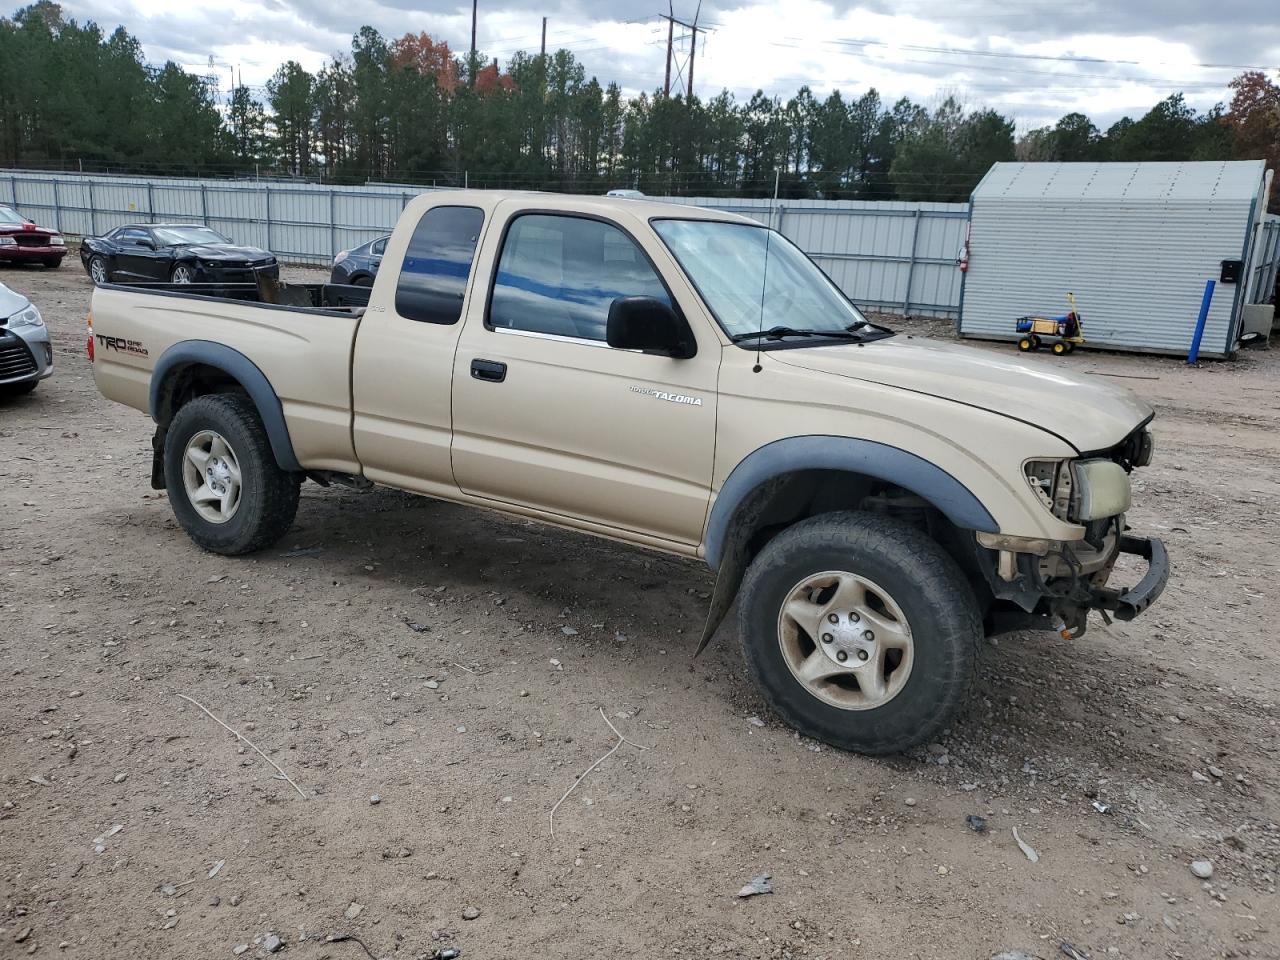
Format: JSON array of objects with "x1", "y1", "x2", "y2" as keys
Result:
[{"x1": 59, "y1": 0, "x2": 1279, "y2": 129}]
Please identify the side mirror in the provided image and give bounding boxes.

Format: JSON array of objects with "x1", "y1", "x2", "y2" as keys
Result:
[
  {"x1": 606, "y1": 296, "x2": 695, "y2": 359},
  {"x1": 139, "y1": 237, "x2": 156, "y2": 249}
]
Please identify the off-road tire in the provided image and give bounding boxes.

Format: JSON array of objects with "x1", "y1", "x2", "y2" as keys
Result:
[
  {"x1": 737, "y1": 510, "x2": 981, "y2": 754},
  {"x1": 164, "y1": 393, "x2": 300, "y2": 555}
]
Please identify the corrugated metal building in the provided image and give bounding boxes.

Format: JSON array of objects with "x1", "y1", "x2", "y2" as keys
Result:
[{"x1": 959, "y1": 160, "x2": 1276, "y2": 358}]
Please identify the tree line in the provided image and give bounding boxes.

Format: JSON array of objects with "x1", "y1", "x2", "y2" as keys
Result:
[{"x1": 2, "y1": 1, "x2": 1277, "y2": 205}]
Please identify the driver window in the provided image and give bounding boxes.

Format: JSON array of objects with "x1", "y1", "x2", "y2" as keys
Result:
[{"x1": 488, "y1": 214, "x2": 669, "y2": 342}]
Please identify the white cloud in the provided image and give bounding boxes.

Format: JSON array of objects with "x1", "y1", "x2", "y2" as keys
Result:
[{"x1": 57, "y1": 0, "x2": 1277, "y2": 126}]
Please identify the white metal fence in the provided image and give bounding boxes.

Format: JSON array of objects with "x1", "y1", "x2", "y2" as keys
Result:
[{"x1": 2, "y1": 168, "x2": 969, "y2": 317}]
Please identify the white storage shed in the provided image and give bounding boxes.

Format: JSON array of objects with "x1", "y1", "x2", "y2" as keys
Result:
[{"x1": 958, "y1": 160, "x2": 1276, "y2": 358}]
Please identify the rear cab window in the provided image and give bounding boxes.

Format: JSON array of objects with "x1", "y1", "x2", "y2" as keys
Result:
[
  {"x1": 486, "y1": 213, "x2": 670, "y2": 342},
  {"x1": 395, "y1": 206, "x2": 485, "y2": 325}
]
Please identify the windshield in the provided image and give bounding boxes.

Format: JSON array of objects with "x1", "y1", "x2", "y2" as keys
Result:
[
  {"x1": 153, "y1": 226, "x2": 230, "y2": 246},
  {"x1": 0, "y1": 206, "x2": 28, "y2": 225},
  {"x1": 652, "y1": 218, "x2": 873, "y2": 342}
]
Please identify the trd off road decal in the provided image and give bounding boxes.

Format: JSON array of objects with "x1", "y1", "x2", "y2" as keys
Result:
[
  {"x1": 628, "y1": 385, "x2": 703, "y2": 406},
  {"x1": 95, "y1": 334, "x2": 149, "y2": 357}
]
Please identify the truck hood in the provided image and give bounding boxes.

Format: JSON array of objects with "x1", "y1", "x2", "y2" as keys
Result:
[
  {"x1": 770, "y1": 335, "x2": 1153, "y2": 451},
  {"x1": 0, "y1": 281, "x2": 30, "y2": 319}
]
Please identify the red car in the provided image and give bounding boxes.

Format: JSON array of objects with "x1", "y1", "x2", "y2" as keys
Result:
[{"x1": 0, "y1": 204, "x2": 66, "y2": 268}]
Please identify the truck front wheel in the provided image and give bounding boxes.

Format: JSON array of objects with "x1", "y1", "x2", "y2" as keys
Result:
[
  {"x1": 164, "y1": 394, "x2": 300, "y2": 555},
  {"x1": 737, "y1": 511, "x2": 980, "y2": 754}
]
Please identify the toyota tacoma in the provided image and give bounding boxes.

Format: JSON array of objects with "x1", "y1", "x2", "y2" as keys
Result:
[{"x1": 87, "y1": 192, "x2": 1168, "y2": 754}]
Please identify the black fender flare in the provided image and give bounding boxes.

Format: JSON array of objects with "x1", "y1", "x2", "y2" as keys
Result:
[
  {"x1": 149, "y1": 340, "x2": 302, "y2": 472},
  {"x1": 692, "y1": 436, "x2": 998, "y2": 655},
  {"x1": 704, "y1": 435, "x2": 999, "y2": 570}
]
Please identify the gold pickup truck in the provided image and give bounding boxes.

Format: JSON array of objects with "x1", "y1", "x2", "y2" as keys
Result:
[{"x1": 89, "y1": 191, "x2": 1168, "y2": 754}]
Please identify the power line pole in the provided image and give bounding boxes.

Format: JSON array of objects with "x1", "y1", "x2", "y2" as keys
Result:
[
  {"x1": 541, "y1": 16, "x2": 547, "y2": 57},
  {"x1": 687, "y1": 25, "x2": 697, "y2": 100},
  {"x1": 664, "y1": 4, "x2": 673, "y2": 97},
  {"x1": 660, "y1": 6, "x2": 706, "y2": 100},
  {"x1": 469, "y1": 0, "x2": 478, "y2": 85}
]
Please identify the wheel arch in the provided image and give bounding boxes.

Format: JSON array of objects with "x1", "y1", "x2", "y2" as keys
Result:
[
  {"x1": 705, "y1": 436, "x2": 999, "y2": 571},
  {"x1": 692, "y1": 436, "x2": 999, "y2": 657},
  {"x1": 149, "y1": 340, "x2": 302, "y2": 473}
]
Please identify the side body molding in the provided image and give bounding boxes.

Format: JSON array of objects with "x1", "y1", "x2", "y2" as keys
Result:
[
  {"x1": 704, "y1": 435, "x2": 999, "y2": 571},
  {"x1": 149, "y1": 340, "x2": 302, "y2": 473}
]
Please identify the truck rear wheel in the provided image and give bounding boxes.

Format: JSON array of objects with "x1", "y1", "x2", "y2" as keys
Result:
[
  {"x1": 164, "y1": 394, "x2": 300, "y2": 555},
  {"x1": 737, "y1": 511, "x2": 980, "y2": 754}
]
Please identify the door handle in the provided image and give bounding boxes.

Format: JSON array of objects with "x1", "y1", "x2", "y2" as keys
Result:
[{"x1": 470, "y1": 358, "x2": 507, "y2": 383}]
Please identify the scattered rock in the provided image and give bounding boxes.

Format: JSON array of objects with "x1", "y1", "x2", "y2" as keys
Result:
[
  {"x1": 904, "y1": 797, "x2": 917, "y2": 807},
  {"x1": 233, "y1": 945, "x2": 249, "y2": 956},
  {"x1": 15, "y1": 927, "x2": 32, "y2": 944},
  {"x1": 966, "y1": 815, "x2": 988, "y2": 833},
  {"x1": 68, "y1": 690, "x2": 83, "y2": 699},
  {"x1": 27, "y1": 775, "x2": 51, "y2": 787},
  {"x1": 747, "y1": 716, "x2": 765, "y2": 728},
  {"x1": 369, "y1": 794, "x2": 382, "y2": 805},
  {"x1": 737, "y1": 873, "x2": 773, "y2": 898},
  {"x1": 1190, "y1": 859, "x2": 1214, "y2": 879},
  {"x1": 406, "y1": 622, "x2": 430, "y2": 633},
  {"x1": 462, "y1": 906, "x2": 481, "y2": 920},
  {"x1": 344, "y1": 902, "x2": 364, "y2": 920},
  {"x1": 1208, "y1": 765, "x2": 1224, "y2": 779},
  {"x1": 113, "y1": 772, "x2": 127, "y2": 784},
  {"x1": 425, "y1": 680, "x2": 439, "y2": 690},
  {"x1": 229, "y1": 895, "x2": 242, "y2": 907},
  {"x1": 263, "y1": 934, "x2": 283, "y2": 953},
  {"x1": 989, "y1": 952, "x2": 1038, "y2": 960},
  {"x1": 1191, "y1": 770, "x2": 1210, "y2": 783}
]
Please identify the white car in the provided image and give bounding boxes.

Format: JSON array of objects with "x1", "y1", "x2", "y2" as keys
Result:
[{"x1": 605, "y1": 189, "x2": 646, "y2": 199}]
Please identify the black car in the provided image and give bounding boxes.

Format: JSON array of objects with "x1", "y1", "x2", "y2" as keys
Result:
[
  {"x1": 79, "y1": 224, "x2": 279, "y2": 286},
  {"x1": 330, "y1": 235, "x2": 389, "y2": 286}
]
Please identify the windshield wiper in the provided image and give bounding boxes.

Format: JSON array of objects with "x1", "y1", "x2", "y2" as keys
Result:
[{"x1": 731, "y1": 325, "x2": 864, "y2": 343}]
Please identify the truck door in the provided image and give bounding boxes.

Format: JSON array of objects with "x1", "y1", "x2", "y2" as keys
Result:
[
  {"x1": 450, "y1": 209, "x2": 720, "y2": 549},
  {"x1": 351, "y1": 203, "x2": 488, "y2": 494}
]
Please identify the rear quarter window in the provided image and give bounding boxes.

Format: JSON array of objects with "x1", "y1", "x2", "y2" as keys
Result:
[{"x1": 395, "y1": 206, "x2": 485, "y2": 325}]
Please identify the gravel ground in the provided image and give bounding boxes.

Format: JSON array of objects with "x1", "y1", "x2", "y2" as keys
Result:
[{"x1": 1, "y1": 261, "x2": 1277, "y2": 960}]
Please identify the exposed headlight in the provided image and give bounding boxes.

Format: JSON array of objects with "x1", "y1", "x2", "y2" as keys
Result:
[
  {"x1": 1071, "y1": 459, "x2": 1132, "y2": 521},
  {"x1": 333, "y1": 250, "x2": 349, "y2": 266},
  {"x1": 1026, "y1": 457, "x2": 1131, "y2": 523},
  {"x1": 50, "y1": 236, "x2": 65, "y2": 246},
  {"x1": 0, "y1": 236, "x2": 15, "y2": 246},
  {"x1": 8, "y1": 304, "x2": 44, "y2": 328}
]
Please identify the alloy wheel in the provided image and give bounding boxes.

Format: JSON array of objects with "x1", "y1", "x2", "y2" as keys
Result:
[{"x1": 777, "y1": 570, "x2": 914, "y2": 710}]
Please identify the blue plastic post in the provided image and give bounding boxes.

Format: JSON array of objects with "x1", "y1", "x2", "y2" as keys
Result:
[{"x1": 1187, "y1": 279, "x2": 1215, "y2": 365}]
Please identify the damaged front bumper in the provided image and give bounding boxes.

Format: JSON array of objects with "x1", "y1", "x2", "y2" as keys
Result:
[
  {"x1": 977, "y1": 525, "x2": 1170, "y2": 636},
  {"x1": 1089, "y1": 534, "x2": 1168, "y2": 621}
]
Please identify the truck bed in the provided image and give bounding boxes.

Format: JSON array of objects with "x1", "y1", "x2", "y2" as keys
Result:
[
  {"x1": 100, "y1": 278, "x2": 371, "y2": 313},
  {"x1": 91, "y1": 279, "x2": 367, "y2": 475}
]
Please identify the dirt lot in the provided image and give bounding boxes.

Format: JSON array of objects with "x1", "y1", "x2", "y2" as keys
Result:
[{"x1": 1, "y1": 260, "x2": 1277, "y2": 960}]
